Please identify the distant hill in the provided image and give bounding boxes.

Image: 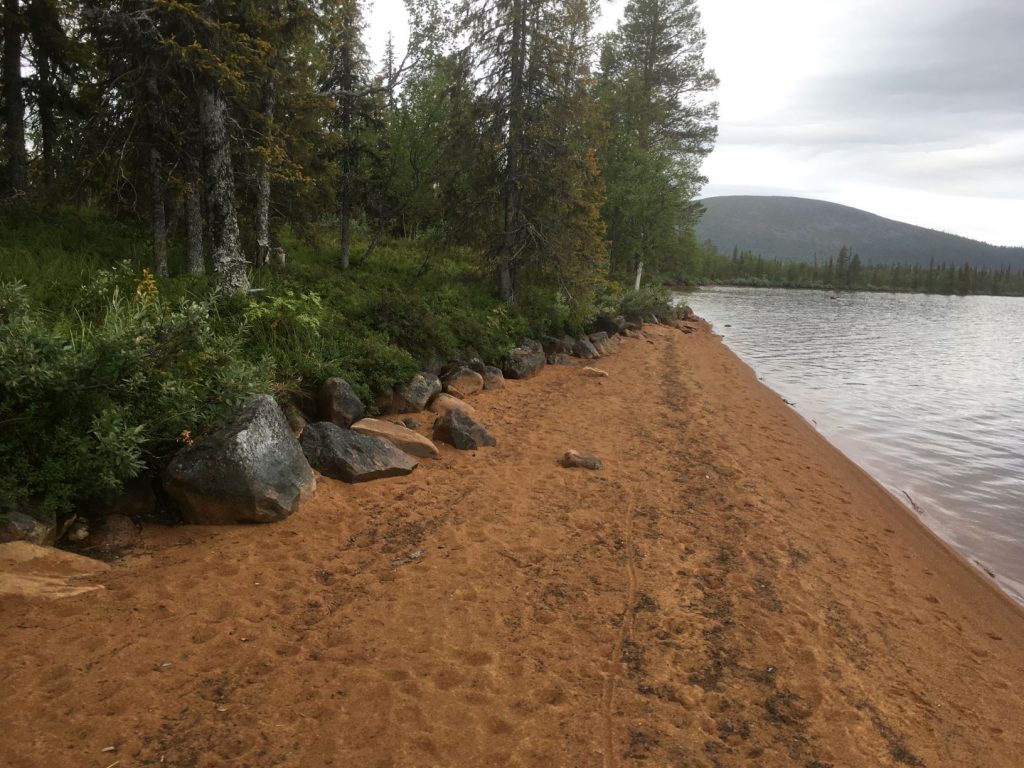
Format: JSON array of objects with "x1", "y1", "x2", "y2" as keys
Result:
[{"x1": 695, "y1": 196, "x2": 1024, "y2": 270}]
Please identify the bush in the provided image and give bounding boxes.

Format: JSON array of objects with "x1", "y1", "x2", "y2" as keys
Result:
[{"x1": 0, "y1": 272, "x2": 271, "y2": 519}]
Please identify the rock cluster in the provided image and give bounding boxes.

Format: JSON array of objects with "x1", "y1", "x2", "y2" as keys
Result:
[{"x1": 19, "y1": 311, "x2": 701, "y2": 547}]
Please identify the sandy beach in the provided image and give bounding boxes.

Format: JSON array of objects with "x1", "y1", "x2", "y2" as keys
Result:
[{"x1": 1, "y1": 322, "x2": 1022, "y2": 767}]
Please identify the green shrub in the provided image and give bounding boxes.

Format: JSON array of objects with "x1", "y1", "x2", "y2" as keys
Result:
[{"x1": 0, "y1": 273, "x2": 271, "y2": 518}]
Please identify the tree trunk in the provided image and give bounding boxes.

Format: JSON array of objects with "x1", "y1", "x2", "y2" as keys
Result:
[
  {"x1": 340, "y1": 184, "x2": 352, "y2": 269},
  {"x1": 151, "y1": 147, "x2": 168, "y2": 277},
  {"x1": 186, "y1": 179, "x2": 204, "y2": 274},
  {"x1": 198, "y1": 81, "x2": 247, "y2": 291},
  {"x1": 254, "y1": 78, "x2": 275, "y2": 268},
  {"x1": 2, "y1": 0, "x2": 28, "y2": 196},
  {"x1": 37, "y1": 50, "x2": 56, "y2": 188}
]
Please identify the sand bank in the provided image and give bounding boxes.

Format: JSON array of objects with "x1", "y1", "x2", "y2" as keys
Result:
[{"x1": 1, "y1": 323, "x2": 1022, "y2": 767}]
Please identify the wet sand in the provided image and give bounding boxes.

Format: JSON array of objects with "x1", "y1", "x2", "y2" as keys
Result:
[{"x1": 1, "y1": 323, "x2": 1022, "y2": 767}]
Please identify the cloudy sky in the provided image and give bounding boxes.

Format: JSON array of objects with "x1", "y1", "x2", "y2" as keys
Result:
[{"x1": 367, "y1": 0, "x2": 1024, "y2": 245}]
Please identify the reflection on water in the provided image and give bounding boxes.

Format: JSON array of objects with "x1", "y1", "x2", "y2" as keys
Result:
[{"x1": 682, "y1": 286, "x2": 1024, "y2": 605}]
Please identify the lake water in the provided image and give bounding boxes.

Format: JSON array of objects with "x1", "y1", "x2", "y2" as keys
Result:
[{"x1": 681, "y1": 286, "x2": 1024, "y2": 606}]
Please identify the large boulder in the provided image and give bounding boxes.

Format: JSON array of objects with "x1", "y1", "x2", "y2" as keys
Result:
[
  {"x1": 433, "y1": 410, "x2": 497, "y2": 450},
  {"x1": 680, "y1": 304, "x2": 697, "y2": 322},
  {"x1": 351, "y1": 418, "x2": 440, "y2": 459},
  {"x1": 394, "y1": 373, "x2": 442, "y2": 413},
  {"x1": 319, "y1": 377, "x2": 365, "y2": 428},
  {"x1": 430, "y1": 393, "x2": 478, "y2": 419},
  {"x1": 572, "y1": 337, "x2": 600, "y2": 359},
  {"x1": 547, "y1": 353, "x2": 573, "y2": 366},
  {"x1": 503, "y1": 340, "x2": 546, "y2": 380},
  {"x1": 164, "y1": 395, "x2": 316, "y2": 525},
  {"x1": 0, "y1": 510, "x2": 56, "y2": 546},
  {"x1": 301, "y1": 422, "x2": 418, "y2": 482},
  {"x1": 444, "y1": 367, "x2": 485, "y2": 399}
]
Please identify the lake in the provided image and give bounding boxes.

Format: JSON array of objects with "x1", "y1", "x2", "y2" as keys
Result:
[{"x1": 681, "y1": 286, "x2": 1024, "y2": 606}]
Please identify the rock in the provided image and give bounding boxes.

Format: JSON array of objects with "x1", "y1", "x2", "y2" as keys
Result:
[
  {"x1": 444, "y1": 367, "x2": 485, "y2": 399},
  {"x1": 0, "y1": 510, "x2": 56, "y2": 546},
  {"x1": 301, "y1": 422, "x2": 418, "y2": 483},
  {"x1": 588, "y1": 331, "x2": 615, "y2": 355},
  {"x1": 624, "y1": 317, "x2": 644, "y2": 331},
  {"x1": 282, "y1": 402, "x2": 308, "y2": 437},
  {"x1": 561, "y1": 450, "x2": 603, "y2": 470},
  {"x1": 503, "y1": 339, "x2": 546, "y2": 379},
  {"x1": 402, "y1": 417, "x2": 421, "y2": 429},
  {"x1": 351, "y1": 418, "x2": 440, "y2": 459},
  {"x1": 482, "y1": 365, "x2": 505, "y2": 390},
  {"x1": 468, "y1": 357, "x2": 487, "y2": 375},
  {"x1": 649, "y1": 313, "x2": 662, "y2": 325},
  {"x1": 430, "y1": 393, "x2": 478, "y2": 419},
  {"x1": 591, "y1": 315, "x2": 626, "y2": 336},
  {"x1": 547, "y1": 353, "x2": 573, "y2": 366},
  {"x1": 583, "y1": 366, "x2": 609, "y2": 378},
  {"x1": 394, "y1": 373, "x2": 442, "y2": 413},
  {"x1": 66, "y1": 519, "x2": 89, "y2": 543},
  {"x1": 85, "y1": 514, "x2": 140, "y2": 551},
  {"x1": 624, "y1": 328, "x2": 644, "y2": 339},
  {"x1": 319, "y1": 377, "x2": 365, "y2": 428},
  {"x1": 572, "y1": 337, "x2": 600, "y2": 359},
  {"x1": 432, "y1": 409, "x2": 497, "y2": 450},
  {"x1": 164, "y1": 395, "x2": 316, "y2": 525},
  {"x1": 542, "y1": 336, "x2": 573, "y2": 355},
  {"x1": 681, "y1": 304, "x2": 697, "y2": 321}
]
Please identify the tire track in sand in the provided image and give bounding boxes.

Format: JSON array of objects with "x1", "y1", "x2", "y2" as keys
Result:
[{"x1": 600, "y1": 480, "x2": 639, "y2": 768}]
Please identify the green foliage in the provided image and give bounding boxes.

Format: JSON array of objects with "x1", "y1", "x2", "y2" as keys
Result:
[{"x1": 0, "y1": 272, "x2": 271, "y2": 518}]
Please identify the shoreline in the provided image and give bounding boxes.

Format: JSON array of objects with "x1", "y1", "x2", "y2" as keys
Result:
[
  {"x1": 2, "y1": 322, "x2": 1022, "y2": 766},
  {"x1": 705, "y1": 322, "x2": 1024, "y2": 615}
]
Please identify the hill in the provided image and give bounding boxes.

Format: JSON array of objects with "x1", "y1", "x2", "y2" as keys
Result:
[{"x1": 696, "y1": 196, "x2": 1024, "y2": 270}]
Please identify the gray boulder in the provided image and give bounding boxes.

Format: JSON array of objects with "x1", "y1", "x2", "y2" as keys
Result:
[
  {"x1": 482, "y1": 365, "x2": 505, "y2": 390},
  {"x1": 547, "y1": 353, "x2": 573, "y2": 366},
  {"x1": 319, "y1": 377, "x2": 365, "y2": 427},
  {"x1": 503, "y1": 339, "x2": 546, "y2": 379},
  {"x1": 394, "y1": 372, "x2": 442, "y2": 413},
  {"x1": 468, "y1": 357, "x2": 487, "y2": 375},
  {"x1": 301, "y1": 422, "x2": 418, "y2": 482},
  {"x1": 164, "y1": 395, "x2": 316, "y2": 525},
  {"x1": 0, "y1": 509, "x2": 56, "y2": 546},
  {"x1": 572, "y1": 337, "x2": 600, "y2": 359},
  {"x1": 432, "y1": 409, "x2": 497, "y2": 450},
  {"x1": 542, "y1": 336, "x2": 573, "y2": 356}
]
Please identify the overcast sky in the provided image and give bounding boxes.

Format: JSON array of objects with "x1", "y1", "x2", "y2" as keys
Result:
[{"x1": 366, "y1": 0, "x2": 1024, "y2": 246}]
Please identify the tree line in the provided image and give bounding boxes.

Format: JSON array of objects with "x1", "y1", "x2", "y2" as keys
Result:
[
  {"x1": 685, "y1": 244, "x2": 1024, "y2": 296},
  {"x1": 0, "y1": 0, "x2": 718, "y2": 307}
]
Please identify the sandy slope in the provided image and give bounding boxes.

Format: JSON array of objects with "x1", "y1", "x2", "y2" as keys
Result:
[{"x1": 1, "y1": 324, "x2": 1022, "y2": 768}]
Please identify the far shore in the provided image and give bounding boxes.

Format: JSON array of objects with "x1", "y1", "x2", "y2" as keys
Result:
[{"x1": 1, "y1": 322, "x2": 1022, "y2": 767}]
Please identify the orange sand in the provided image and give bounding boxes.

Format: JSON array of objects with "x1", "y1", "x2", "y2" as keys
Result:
[{"x1": 1, "y1": 323, "x2": 1022, "y2": 767}]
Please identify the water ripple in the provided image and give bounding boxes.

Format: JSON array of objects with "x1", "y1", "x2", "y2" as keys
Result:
[{"x1": 682, "y1": 287, "x2": 1024, "y2": 606}]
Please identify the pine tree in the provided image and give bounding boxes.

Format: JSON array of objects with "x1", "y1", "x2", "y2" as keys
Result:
[{"x1": 598, "y1": 0, "x2": 717, "y2": 281}]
